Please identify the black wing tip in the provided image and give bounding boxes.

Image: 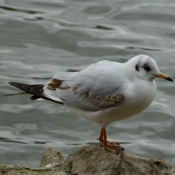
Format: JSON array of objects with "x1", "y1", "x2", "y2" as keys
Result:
[
  {"x1": 29, "y1": 95, "x2": 40, "y2": 101},
  {"x1": 8, "y1": 82, "x2": 64, "y2": 105},
  {"x1": 9, "y1": 82, "x2": 16, "y2": 85},
  {"x1": 9, "y1": 82, "x2": 22, "y2": 86}
]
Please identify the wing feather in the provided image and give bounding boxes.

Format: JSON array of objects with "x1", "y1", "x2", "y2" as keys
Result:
[
  {"x1": 9, "y1": 82, "x2": 63, "y2": 104},
  {"x1": 57, "y1": 61, "x2": 127, "y2": 111},
  {"x1": 9, "y1": 61, "x2": 127, "y2": 111}
]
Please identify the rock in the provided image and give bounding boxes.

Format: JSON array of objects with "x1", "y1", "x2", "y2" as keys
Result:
[
  {"x1": 59, "y1": 144, "x2": 175, "y2": 175},
  {"x1": 0, "y1": 144, "x2": 174, "y2": 175},
  {"x1": 40, "y1": 147, "x2": 64, "y2": 168}
]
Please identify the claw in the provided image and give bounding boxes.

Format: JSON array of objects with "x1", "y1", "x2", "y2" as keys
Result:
[
  {"x1": 108, "y1": 141, "x2": 120, "y2": 146},
  {"x1": 106, "y1": 145, "x2": 124, "y2": 154},
  {"x1": 98, "y1": 127, "x2": 125, "y2": 154}
]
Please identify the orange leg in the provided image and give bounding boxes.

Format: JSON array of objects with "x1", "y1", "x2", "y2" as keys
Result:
[
  {"x1": 98, "y1": 128, "x2": 104, "y2": 143},
  {"x1": 102, "y1": 128, "x2": 107, "y2": 145},
  {"x1": 97, "y1": 127, "x2": 124, "y2": 154}
]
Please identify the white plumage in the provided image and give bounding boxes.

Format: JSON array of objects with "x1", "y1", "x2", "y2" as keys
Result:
[
  {"x1": 44, "y1": 55, "x2": 159, "y2": 126},
  {"x1": 9, "y1": 54, "x2": 173, "y2": 153}
]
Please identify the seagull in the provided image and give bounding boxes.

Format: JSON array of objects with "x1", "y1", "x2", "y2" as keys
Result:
[{"x1": 8, "y1": 55, "x2": 173, "y2": 153}]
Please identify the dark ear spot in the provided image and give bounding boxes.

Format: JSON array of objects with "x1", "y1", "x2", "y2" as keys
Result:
[{"x1": 135, "y1": 64, "x2": 139, "y2": 71}]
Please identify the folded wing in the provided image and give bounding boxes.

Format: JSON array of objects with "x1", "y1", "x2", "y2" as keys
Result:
[{"x1": 46, "y1": 61, "x2": 127, "y2": 111}]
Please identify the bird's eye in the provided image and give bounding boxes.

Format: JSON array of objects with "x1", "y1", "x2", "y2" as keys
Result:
[{"x1": 143, "y1": 65, "x2": 151, "y2": 72}]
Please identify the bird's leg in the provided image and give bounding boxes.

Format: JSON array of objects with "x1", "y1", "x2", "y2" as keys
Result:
[
  {"x1": 97, "y1": 127, "x2": 124, "y2": 154},
  {"x1": 97, "y1": 128, "x2": 104, "y2": 144},
  {"x1": 98, "y1": 128, "x2": 118, "y2": 145}
]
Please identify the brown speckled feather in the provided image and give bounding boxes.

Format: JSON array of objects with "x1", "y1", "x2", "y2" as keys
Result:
[
  {"x1": 72, "y1": 87, "x2": 125, "y2": 109},
  {"x1": 47, "y1": 78, "x2": 70, "y2": 90},
  {"x1": 47, "y1": 78, "x2": 63, "y2": 90}
]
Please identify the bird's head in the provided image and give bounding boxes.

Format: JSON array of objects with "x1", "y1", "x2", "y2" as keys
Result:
[{"x1": 128, "y1": 55, "x2": 173, "y2": 82}]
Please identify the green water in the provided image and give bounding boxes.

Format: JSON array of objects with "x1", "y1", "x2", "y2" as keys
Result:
[{"x1": 0, "y1": 0, "x2": 175, "y2": 167}]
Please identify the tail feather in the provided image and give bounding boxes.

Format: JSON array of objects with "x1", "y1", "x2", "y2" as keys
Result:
[{"x1": 8, "y1": 82, "x2": 63, "y2": 104}]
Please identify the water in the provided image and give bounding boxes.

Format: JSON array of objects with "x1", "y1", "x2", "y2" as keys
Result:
[{"x1": 0, "y1": 0, "x2": 175, "y2": 168}]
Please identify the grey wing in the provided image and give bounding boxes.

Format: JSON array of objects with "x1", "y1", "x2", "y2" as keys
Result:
[{"x1": 56, "y1": 63, "x2": 127, "y2": 111}]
